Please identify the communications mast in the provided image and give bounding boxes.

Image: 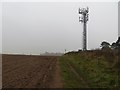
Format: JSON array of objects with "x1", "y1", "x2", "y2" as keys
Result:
[{"x1": 78, "y1": 7, "x2": 89, "y2": 51}]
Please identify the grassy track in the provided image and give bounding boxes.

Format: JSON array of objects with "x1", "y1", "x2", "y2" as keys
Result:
[
  {"x1": 59, "y1": 55, "x2": 89, "y2": 88},
  {"x1": 59, "y1": 50, "x2": 120, "y2": 88}
]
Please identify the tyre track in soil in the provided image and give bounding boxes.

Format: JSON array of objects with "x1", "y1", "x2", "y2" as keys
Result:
[
  {"x1": 48, "y1": 58, "x2": 63, "y2": 88},
  {"x1": 35, "y1": 58, "x2": 56, "y2": 88},
  {"x1": 24, "y1": 57, "x2": 56, "y2": 88},
  {"x1": 2, "y1": 55, "x2": 63, "y2": 88}
]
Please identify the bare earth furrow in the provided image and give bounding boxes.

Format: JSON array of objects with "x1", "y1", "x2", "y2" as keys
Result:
[{"x1": 2, "y1": 55, "x2": 62, "y2": 88}]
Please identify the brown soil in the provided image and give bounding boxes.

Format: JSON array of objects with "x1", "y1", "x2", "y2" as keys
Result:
[
  {"x1": 2, "y1": 54, "x2": 63, "y2": 88},
  {"x1": 0, "y1": 54, "x2": 2, "y2": 89},
  {"x1": 48, "y1": 58, "x2": 63, "y2": 88}
]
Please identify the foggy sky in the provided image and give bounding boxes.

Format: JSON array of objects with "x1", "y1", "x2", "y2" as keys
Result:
[
  {"x1": 118, "y1": 1, "x2": 120, "y2": 37},
  {"x1": 0, "y1": 2, "x2": 2, "y2": 54},
  {"x1": 2, "y1": 2, "x2": 118, "y2": 54}
]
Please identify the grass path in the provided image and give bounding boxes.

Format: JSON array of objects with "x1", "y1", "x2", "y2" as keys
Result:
[{"x1": 59, "y1": 56, "x2": 89, "y2": 88}]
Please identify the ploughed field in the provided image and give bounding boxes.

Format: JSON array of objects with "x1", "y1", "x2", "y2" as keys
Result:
[{"x1": 2, "y1": 54, "x2": 62, "y2": 88}]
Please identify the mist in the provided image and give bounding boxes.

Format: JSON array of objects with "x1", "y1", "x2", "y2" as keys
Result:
[{"x1": 2, "y1": 2, "x2": 118, "y2": 54}]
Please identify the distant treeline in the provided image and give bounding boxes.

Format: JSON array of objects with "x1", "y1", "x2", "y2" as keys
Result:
[
  {"x1": 101, "y1": 37, "x2": 120, "y2": 50},
  {"x1": 66, "y1": 37, "x2": 120, "y2": 54}
]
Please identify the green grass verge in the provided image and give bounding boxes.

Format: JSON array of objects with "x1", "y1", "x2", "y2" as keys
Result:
[
  {"x1": 59, "y1": 55, "x2": 88, "y2": 88},
  {"x1": 59, "y1": 52, "x2": 119, "y2": 88}
]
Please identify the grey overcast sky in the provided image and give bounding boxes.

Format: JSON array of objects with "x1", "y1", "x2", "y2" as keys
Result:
[
  {"x1": 118, "y1": 1, "x2": 120, "y2": 37},
  {"x1": 0, "y1": 2, "x2": 1, "y2": 54},
  {"x1": 2, "y1": 2, "x2": 118, "y2": 54}
]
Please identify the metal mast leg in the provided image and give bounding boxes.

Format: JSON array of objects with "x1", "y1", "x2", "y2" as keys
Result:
[
  {"x1": 79, "y1": 7, "x2": 89, "y2": 51},
  {"x1": 83, "y1": 22, "x2": 87, "y2": 51}
]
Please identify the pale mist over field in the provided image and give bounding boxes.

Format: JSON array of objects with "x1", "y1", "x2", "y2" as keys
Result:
[
  {"x1": 2, "y1": 2, "x2": 118, "y2": 55},
  {"x1": 0, "y1": 2, "x2": 2, "y2": 54},
  {"x1": 118, "y1": 1, "x2": 120, "y2": 37}
]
